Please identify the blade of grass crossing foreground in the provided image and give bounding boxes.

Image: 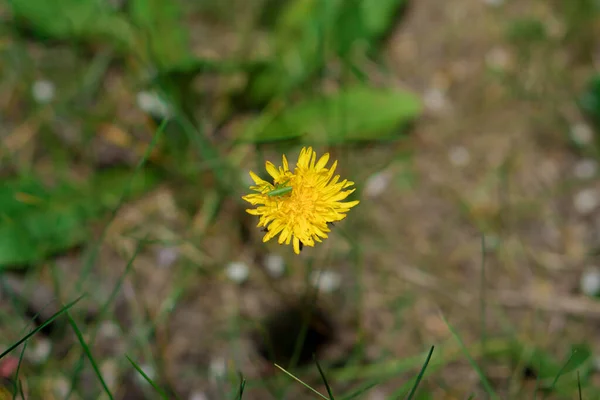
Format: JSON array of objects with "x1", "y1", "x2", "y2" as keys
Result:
[
  {"x1": 66, "y1": 239, "x2": 145, "y2": 397},
  {"x1": 340, "y1": 381, "x2": 379, "y2": 400},
  {"x1": 442, "y1": 315, "x2": 499, "y2": 400},
  {"x1": 533, "y1": 359, "x2": 542, "y2": 400},
  {"x1": 235, "y1": 374, "x2": 246, "y2": 400},
  {"x1": 126, "y1": 355, "x2": 169, "y2": 399},
  {"x1": 0, "y1": 295, "x2": 84, "y2": 360},
  {"x1": 405, "y1": 346, "x2": 435, "y2": 400},
  {"x1": 314, "y1": 356, "x2": 335, "y2": 400},
  {"x1": 543, "y1": 350, "x2": 580, "y2": 400},
  {"x1": 67, "y1": 313, "x2": 114, "y2": 400},
  {"x1": 577, "y1": 371, "x2": 583, "y2": 400},
  {"x1": 11, "y1": 341, "x2": 27, "y2": 399},
  {"x1": 274, "y1": 363, "x2": 330, "y2": 400},
  {"x1": 479, "y1": 235, "x2": 487, "y2": 363}
]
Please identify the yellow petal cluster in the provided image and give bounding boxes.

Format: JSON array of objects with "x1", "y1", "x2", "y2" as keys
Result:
[{"x1": 243, "y1": 147, "x2": 359, "y2": 254}]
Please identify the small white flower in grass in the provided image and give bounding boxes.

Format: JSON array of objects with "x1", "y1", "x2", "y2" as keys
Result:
[
  {"x1": 581, "y1": 267, "x2": 600, "y2": 297},
  {"x1": 32, "y1": 80, "x2": 55, "y2": 104},
  {"x1": 209, "y1": 357, "x2": 227, "y2": 380},
  {"x1": 26, "y1": 337, "x2": 52, "y2": 364},
  {"x1": 189, "y1": 391, "x2": 209, "y2": 400},
  {"x1": 156, "y1": 246, "x2": 178, "y2": 268},
  {"x1": 367, "y1": 389, "x2": 387, "y2": 400},
  {"x1": 136, "y1": 91, "x2": 172, "y2": 118},
  {"x1": 448, "y1": 146, "x2": 471, "y2": 167},
  {"x1": 264, "y1": 253, "x2": 285, "y2": 278},
  {"x1": 310, "y1": 270, "x2": 341, "y2": 293},
  {"x1": 226, "y1": 261, "x2": 249, "y2": 284},
  {"x1": 482, "y1": 0, "x2": 504, "y2": 6},
  {"x1": 570, "y1": 123, "x2": 594, "y2": 146},
  {"x1": 364, "y1": 170, "x2": 393, "y2": 198},
  {"x1": 423, "y1": 87, "x2": 449, "y2": 113},
  {"x1": 573, "y1": 159, "x2": 598, "y2": 179},
  {"x1": 574, "y1": 188, "x2": 599, "y2": 215},
  {"x1": 98, "y1": 321, "x2": 120, "y2": 338},
  {"x1": 53, "y1": 377, "x2": 70, "y2": 398}
]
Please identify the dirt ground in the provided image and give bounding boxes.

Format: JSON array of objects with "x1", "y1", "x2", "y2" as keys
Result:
[{"x1": 3, "y1": 0, "x2": 600, "y2": 399}]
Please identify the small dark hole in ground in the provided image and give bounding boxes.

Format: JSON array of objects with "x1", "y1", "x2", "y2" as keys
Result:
[
  {"x1": 253, "y1": 303, "x2": 336, "y2": 368},
  {"x1": 522, "y1": 365, "x2": 537, "y2": 380}
]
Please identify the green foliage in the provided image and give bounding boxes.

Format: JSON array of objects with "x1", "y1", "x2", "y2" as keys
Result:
[
  {"x1": 9, "y1": 0, "x2": 135, "y2": 49},
  {"x1": 245, "y1": 0, "x2": 408, "y2": 104},
  {"x1": 0, "y1": 169, "x2": 160, "y2": 268},
  {"x1": 127, "y1": 0, "x2": 191, "y2": 70},
  {"x1": 505, "y1": 18, "x2": 547, "y2": 44},
  {"x1": 237, "y1": 85, "x2": 421, "y2": 144}
]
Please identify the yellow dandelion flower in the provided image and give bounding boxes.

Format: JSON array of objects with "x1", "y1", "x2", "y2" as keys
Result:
[{"x1": 242, "y1": 147, "x2": 359, "y2": 254}]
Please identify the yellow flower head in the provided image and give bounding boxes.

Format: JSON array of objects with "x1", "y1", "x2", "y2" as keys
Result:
[{"x1": 243, "y1": 147, "x2": 359, "y2": 254}]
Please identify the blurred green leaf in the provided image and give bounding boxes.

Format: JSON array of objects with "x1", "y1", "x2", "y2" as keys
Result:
[
  {"x1": 506, "y1": 342, "x2": 594, "y2": 395},
  {"x1": 0, "y1": 169, "x2": 160, "y2": 269},
  {"x1": 505, "y1": 18, "x2": 547, "y2": 44},
  {"x1": 579, "y1": 74, "x2": 600, "y2": 135},
  {"x1": 9, "y1": 0, "x2": 135, "y2": 49},
  {"x1": 237, "y1": 85, "x2": 421, "y2": 144},
  {"x1": 246, "y1": 0, "x2": 408, "y2": 104},
  {"x1": 127, "y1": 0, "x2": 190, "y2": 70}
]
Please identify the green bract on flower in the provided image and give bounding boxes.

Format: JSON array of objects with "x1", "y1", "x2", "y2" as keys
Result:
[{"x1": 242, "y1": 147, "x2": 359, "y2": 254}]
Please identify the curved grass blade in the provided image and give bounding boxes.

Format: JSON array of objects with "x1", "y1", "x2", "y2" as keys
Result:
[
  {"x1": 314, "y1": 356, "x2": 335, "y2": 400},
  {"x1": 67, "y1": 313, "x2": 114, "y2": 400},
  {"x1": 340, "y1": 381, "x2": 379, "y2": 400},
  {"x1": 274, "y1": 363, "x2": 329, "y2": 400},
  {"x1": 10, "y1": 341, "x2": 27, "y2": 399},
  {"x1": 442, "y1": 315, "x2": 499, "y2": 400},
  {"x1": 126, "y1": 355, "x2": 169, "y2": 399},
  {"x1": 0, "y1": 294, "x2": 84, "y2": 360},
  {"x1": 234, "y1": 374, "x2": 246, "y2": 400},
  {"x1": 577, "y1": 371, "x2": 583, "y2": 400},
  {"x1": 405, "y1": 346, "x2": 434, "y2": 400}
]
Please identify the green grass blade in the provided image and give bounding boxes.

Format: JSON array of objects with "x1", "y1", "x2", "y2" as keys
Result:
[
  {"x1": 96, "y1": 240, "x2": 144, "y2": 320},
  {"x1": 543, "y1": 349, "x2": 580, "y2": 398},
  {"x1": 274, "y1": 363, "x2": 329, "y2": 400},
  {"x1": 533, "y1": 359, "x2": 541, "y2": 400},
  {"x1": 340, "y1": 381, "x2": 379, "y2": 400},
  {"x1": 11, "y1": 341, "x2": 27, "y2": 399},
  {"x1": 442, "y1": 315, "x2": 498, "y2": 400},
  {"x1": 577, "y1": 371, "x2": 582, "y2": 400},
  {"x1": 234, "y1": 374, "x2": 246, "y2": 400},
  {"x1": 126, "y1": 355, "x2": 169, "y2": 399},
  {"x1": 314, "y1": 356, "x2": 335, "y2": 400},
  {"x1": 67, "y1": 313, "x2": 114, "y2": 400},
  {"x1": 405, "y1": 345, "x2": 435, "y2": 400},
  {"x1": 0, "y1": 294, "x2": 84, "y2": 360}
]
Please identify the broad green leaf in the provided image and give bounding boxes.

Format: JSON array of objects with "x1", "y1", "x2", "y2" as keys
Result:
[
  {"x1": 504, "y1": 342, "x2": 595, "y2": 396},
  {"x1": 127, "y1": 0, "x2": 191, "y2": 70},
  {"x1": 9, "y1": 0, "x2": 135, "y2": 49},
  {"x1": 237, "y1": 85, "x2": 421, "y2": 144},
  {"x1": 246, "y1": 0, "x2": 408, "y2": 104},
  {"x1": 0, "y1": 169, "x2": 160, "y2": 269}
]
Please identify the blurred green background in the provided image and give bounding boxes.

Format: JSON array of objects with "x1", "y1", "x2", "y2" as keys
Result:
[{"x1": 2, "y1": 0, "x2": 600, "y2": 398}]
